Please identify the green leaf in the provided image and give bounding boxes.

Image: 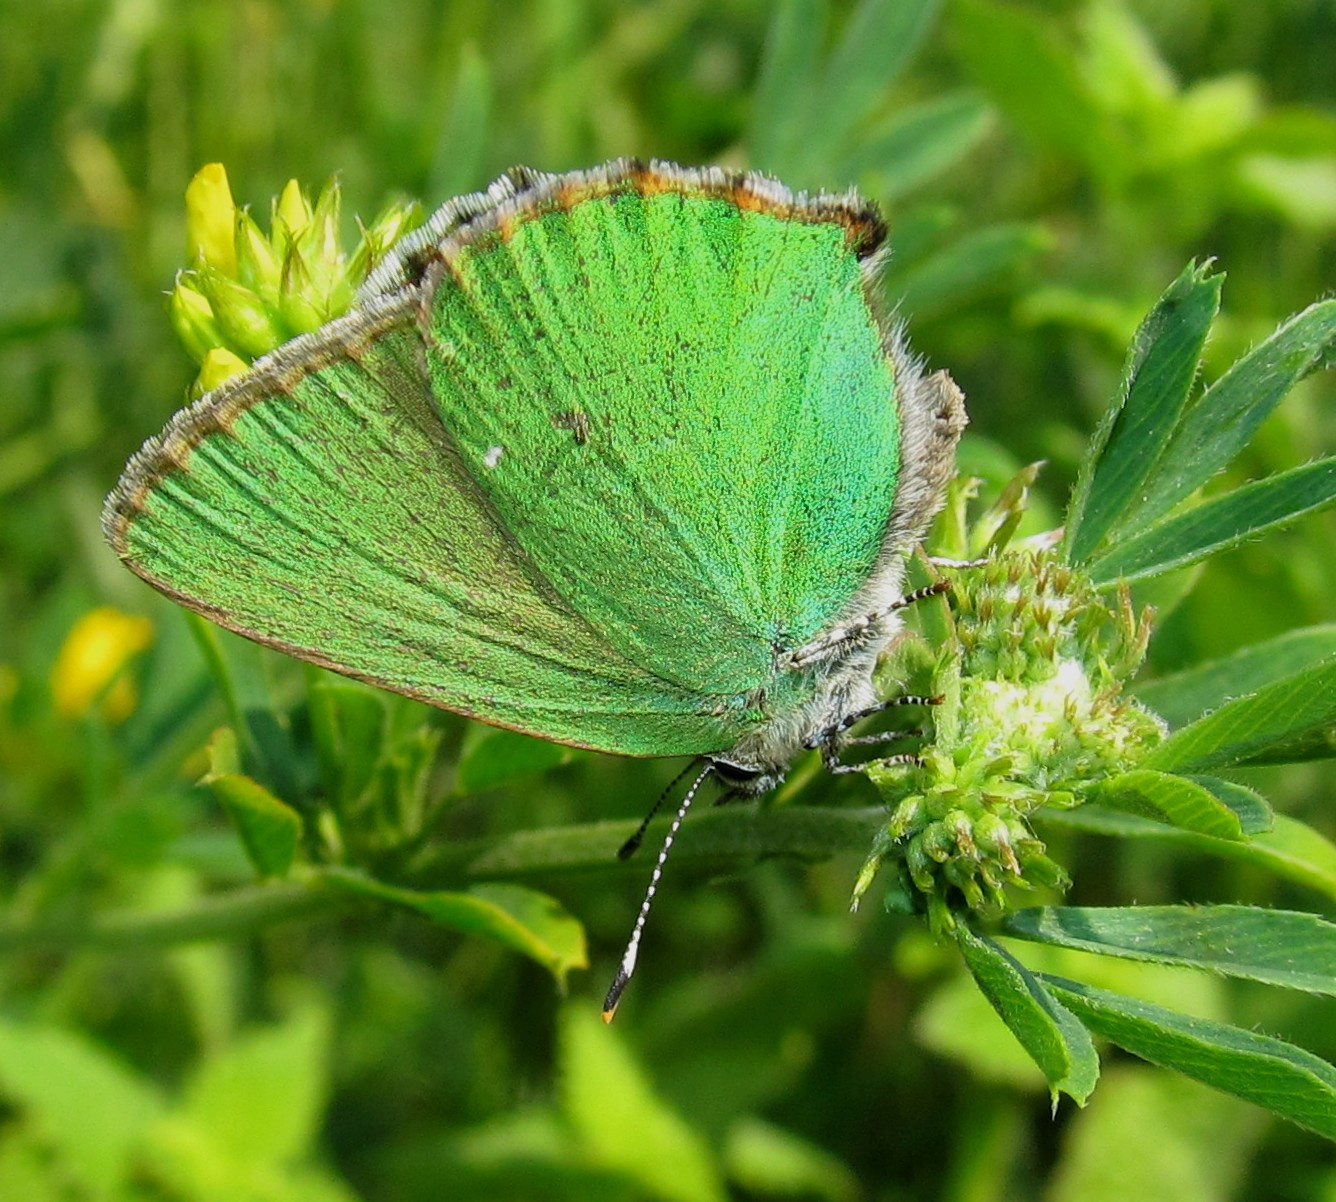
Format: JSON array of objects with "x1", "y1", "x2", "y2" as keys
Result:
[
  {"x1": 1238, "y1": 155, "x2": 1336, "y2": 229},
  {"x1": 1064, "y1": 263, "x2": 1222, "y2": 564},
  {"x1": 1135, "y1": 625, "x2": 1336, "y2": 729},
  {"x1": 747, "y1": 0, "x2": 825, "y2": 174},
  {"x1": 956, "y1": 926, "x2": 1100, "y2": 1105},
  {"x1": 185, "y1": 614, "x2": 299, "y2": 799},
  {"x1": 0, "y1": 1019, "x2": 167, "y2": 1193},
  {"x1": 950, "y1": 0, "x2": 1109, "y2": 167},
  {"x1": 1128, "y1": 298, "x2": 1336, "y2": 525},
  {"x1": 320, "y1": 869, "x2": 587, "y2": 986},
  {"x1": 182, "y1": 1005, "x2": 330, "y2": 1165},
  {"x1": 560, "y1": 1006, "x2": 728, "y2": 1202},
  {"x1": 1088, "y1": 455, "x2": 1336, "y2": 585},
  {"x1": 1090, "y1": 769, "x2": 1258, "y2": 839},
  {"x1": 913, "y1": 967, "x2": 1051, "y2": 1087},
  {"x1": 1145, "y1": 654, "x2": 1336, "y2": 772},
  {"x1": 428, "y1": 43, "x2": 490, "y2": 201},
  {"x1": 455, "y1": 725, "x2": 573, "y2": 796},
  {"x1": 1081, "y1": 0, "x2": 1176, "y2": 116},
  {"x1": 1004, "y1": 906, "x2": 1336, "y2": 995},
  {"x1": 1187, "y1": 775, "x2": 1273, "y2": 833},
  {"x1": 1036, "y1": 810, "x2": 1336, "y2": 905},
  {"x1": 1038, "y1": 976, "x2": 1336, "y2": 1140},
  {"x1": 843, "y1": 92, "x2": 993, "y2": 199},
  {"x1": 723, "y1": 1117, "x2": 859, "y2": 1202},
  {"x1": 893, "y1": 221, "x2": 1051, "y2": 320},
  {"x1": 307, "y1": 674, "x2": 388, "y2": 813},
  {"x1": 202, "y1": 729, "x2": 302, "y2": 878},
  {"x1": 818, "y1": 0, "x2": 939, "y2": 142}
]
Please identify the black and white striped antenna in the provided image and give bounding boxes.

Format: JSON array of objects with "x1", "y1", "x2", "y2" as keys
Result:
[{"x1": 602, "y1": 760, "x2": 715, "y2": 1022}]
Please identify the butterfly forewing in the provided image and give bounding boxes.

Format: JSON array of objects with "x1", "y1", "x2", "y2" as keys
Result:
[{"x1": 419, "y1": 181, "x2": 902, "y2": 692}]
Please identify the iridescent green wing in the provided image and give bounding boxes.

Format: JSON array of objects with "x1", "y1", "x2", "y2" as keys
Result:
[
  {"x1": 104, "y1": 294, "x2": 737, "y2": 757},
  {"x1": 415, "y1": 163, "x2": 902, "y2": 695}
]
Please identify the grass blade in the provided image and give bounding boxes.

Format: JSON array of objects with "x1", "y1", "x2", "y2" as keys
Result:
[
  {"x1": 949, "y1": 0, "x2": 1107, "y2": 166},
  {"x1": 428, "y1": 44, "x2": 491, "y2": 201},
  {"x1": 841, "y1": 92, "x2": 993, "y2": 199},
  {"x1": 747, "y1": 0, "x2": 825, "y2": 175},
  {"x1": 820, "y1": 0, "x2": 939, "y2": 144},
  {"x1": 892, "y1": 221, "x2": 1050, "y2": 319}
]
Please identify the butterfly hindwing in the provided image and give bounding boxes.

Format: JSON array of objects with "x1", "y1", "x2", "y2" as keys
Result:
[{"x1": 105, "y1": 298, "x2": 737, "y2": 756}]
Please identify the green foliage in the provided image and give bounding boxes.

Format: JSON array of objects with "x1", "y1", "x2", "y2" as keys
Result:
[
  {"x1": 3, "y1": 1, "x2": 1336, "y2": 1199},
  {"x1": 879, "y1": 260, "x2": 1336, "y2": 1140},
  {"x1": 955, "y1": 927, "x2": 1100, "y2": 1107}
]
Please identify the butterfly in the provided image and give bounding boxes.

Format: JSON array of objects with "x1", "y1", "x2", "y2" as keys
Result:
[{"x1": 104, "y1": 159, "x2": 967, "y2": 1014}]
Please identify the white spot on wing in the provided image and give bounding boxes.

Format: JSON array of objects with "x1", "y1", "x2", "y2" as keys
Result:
[{"x1": 483, "y1": 445, "x2": 504, "y2": 468}]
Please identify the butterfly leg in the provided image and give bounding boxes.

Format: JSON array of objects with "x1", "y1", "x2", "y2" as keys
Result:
[
  {"x1": 808, "y1": 695, "x2": 942, "y2": 775},
  {"x1": 789, "y1": 581, "x2": 949, "y2": 668}
]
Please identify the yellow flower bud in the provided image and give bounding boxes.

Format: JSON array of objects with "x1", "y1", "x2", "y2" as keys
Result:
[
  {"x1": 195, "y1": 346, "x2": 251, "y2": 395},
  {"x1": 184, "y1": 163, "x2": 238, "y2": 274},
  {"x1": 273, "y1": 178, "x2": 313, "y2": 254},
  {"x1": 51, "y1": 608, "x2": 153, "y2": 722}
]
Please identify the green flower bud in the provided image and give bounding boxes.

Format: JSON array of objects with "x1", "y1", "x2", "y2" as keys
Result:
[
  {"x1": 856, "y1": 486, "x2": 1166, "y2": 932},
  {"x1": 168, "y1": 278, "x2": 223, "y2": 366},
  {"x1": 349, "y1": 197, "x2": 425, "y2": 280},
  {"x1": 234, "y1": 208, "x2": 283, "y2": 305},
  {"x1": 291, "y1": 180, "x2": 351, "y2": 321},
  {"x1": 194, "y1": 267, "x2": 284, "y2": 360},
  {"x1": 279, "y1": 248, "x2": 326, "y2": 335}
]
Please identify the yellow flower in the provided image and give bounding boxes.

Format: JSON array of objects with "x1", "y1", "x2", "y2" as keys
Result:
[
  {"x1": 51, "y1": 608, "x2": 153, "y2": 722},
  {"x1": 167, "y1": 164, "x2": 424, "y2": 394}
]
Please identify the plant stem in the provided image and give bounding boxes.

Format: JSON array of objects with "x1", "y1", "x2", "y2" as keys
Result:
[
  {"x1": 0, "y1": 805, "x2": 887, "y2": 952},
  {"x1": 0, "y1": 877, "x2": 349, "y2": 952},
  {"x1": 411, "y1": 803, "x2": 887, "y2": 883}
]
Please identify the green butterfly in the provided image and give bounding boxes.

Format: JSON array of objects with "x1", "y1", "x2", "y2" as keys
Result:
[{"x1": 105, "y1": 160, "x2": 966, "y2": 1011}]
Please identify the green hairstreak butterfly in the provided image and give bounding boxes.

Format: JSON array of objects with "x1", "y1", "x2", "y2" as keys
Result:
[{"x1": 104, "y1": 159, "x2": 966, "y2": 1014}]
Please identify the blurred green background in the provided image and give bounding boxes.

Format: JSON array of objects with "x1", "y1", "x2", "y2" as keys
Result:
[{"x1": 2, "y1": 1, "x2": 1335, "y2": 1199}]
